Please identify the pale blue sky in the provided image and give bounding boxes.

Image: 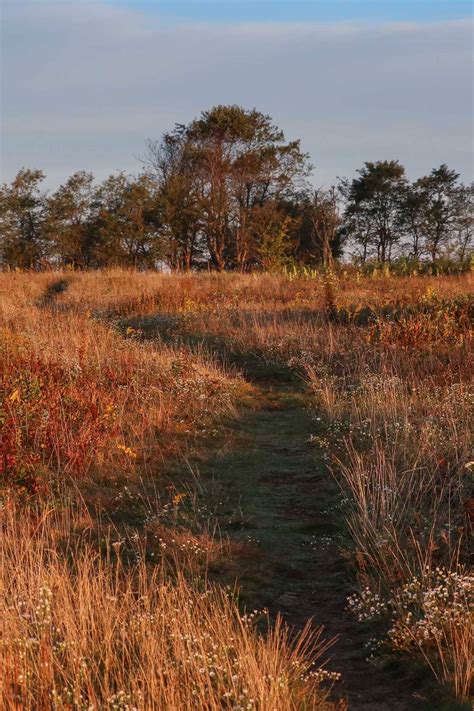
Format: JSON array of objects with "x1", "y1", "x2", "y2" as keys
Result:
[
  {"x1": 107, "y1": 1, "x2": 472, "y2": 23},
  {"x1": 2, "y1": 1, "x2": 473, "y2": 188}
]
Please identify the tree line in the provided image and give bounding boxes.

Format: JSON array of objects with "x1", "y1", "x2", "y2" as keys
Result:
[{"x1": 1, "y1": 105, "x2": 472, "y2": 271}]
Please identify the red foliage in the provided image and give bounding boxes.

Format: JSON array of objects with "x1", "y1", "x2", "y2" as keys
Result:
[{"x1": 0, "y1": 355, "x2": 120, "y2": 493}]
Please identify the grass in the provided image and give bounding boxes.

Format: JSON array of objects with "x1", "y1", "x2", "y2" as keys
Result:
[
  {"x1": 0, "y1": 499, "x2": 335, "y2": 711},
  {"x1": 0, "y1": 268, "x2": 472, "y2": 708}
]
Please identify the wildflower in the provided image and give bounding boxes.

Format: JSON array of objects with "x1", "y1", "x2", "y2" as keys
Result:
[{"x1": 116, "y1": 444, "x2": 138, "y2": 459}]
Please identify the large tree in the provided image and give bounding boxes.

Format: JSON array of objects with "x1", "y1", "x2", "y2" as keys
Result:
[
  {"x1": 451, "y1": 183, "x2": 473, "y2": 261},
  {"x1": 340, "y1": 160, "x2": 407, "y2": 262},
  {"x1": 398, "y1": 182, "x2": 426, "y2": 259},
  {"x1": 293, "y1": 188, "x2": 344, "y2": 267},
  {"x1": 0, "y1": 169, "x2": 47, "y2": 268},
  {"x1": 145, "y1": 105, "x2": 311, "y2": 270},
  {"x1": 414, "y1": 164, "x2": 468, "y2": 261},
  {"x1": 45, "y1": 171, "x2": 99, "y2": 267},
  {"x1": 145, "y1": 127, "x2": 203, "y2": 270},
  {"x1": 95, "y1": 173, "x2": 162, "y2": 268}
]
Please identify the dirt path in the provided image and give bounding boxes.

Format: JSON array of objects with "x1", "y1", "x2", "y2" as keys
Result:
[
  {"x1": 114, "y1": 313, "x2": 448, "y2": 710},
  {"x1": 195, "y1": 377, "x2": 424, "y2": 711}
]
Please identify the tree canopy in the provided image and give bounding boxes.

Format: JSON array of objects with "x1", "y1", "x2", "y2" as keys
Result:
[{"x1": 0, "y1": 106, "x2": 471, "y2": 271}]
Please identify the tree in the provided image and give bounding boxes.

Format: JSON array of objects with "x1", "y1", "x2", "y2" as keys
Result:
[
  {"x1": 250, "y1": 202, "x2": 296, "y2": 271},
  {"x1": 398, "y1": 182, "x2": 426, "y2": 259},
  {"x1": 95, "y1": 173, "x2": 162, "y2": 268},
  {"x1": 0, "y1": 169, "x2": 47, "y2": 268},
  {"x1": 302, "y1": 188, "x2": 343, "y2": 267},
  {"x1": 340, "y1": 160, "x2": 406, "y2": 262},
  {"x1": 45, "y1": 171, "x2": 99, "y2": 267},
  {"x1": 415, "y1": 165, "x2": 467, "y2": 261},
  {"x1": 144, "y1": 127, "x2": 203, "y2": 270},
  {"x1": 451, "y1": 183, "x2": 473, "y2": 261},
  {"x1": 338, "y1": 201, "x2": 374, "y2": 264},
  {"x1": 145, "y1": 105, "x2": 311, "y2": 271}
]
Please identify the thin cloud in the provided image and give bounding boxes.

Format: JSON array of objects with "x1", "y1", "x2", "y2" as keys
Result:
[{"x1": 2, "y1": 2, "x2": 472, "y2": 187}]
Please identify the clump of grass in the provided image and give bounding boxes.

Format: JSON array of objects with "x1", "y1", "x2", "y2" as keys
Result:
[
  {"x1": 348, "y1": 568, "x2": 473, "y2": 700},
  {"x1": 37, "y1": 277, "x2": 73, "y2": 306}
]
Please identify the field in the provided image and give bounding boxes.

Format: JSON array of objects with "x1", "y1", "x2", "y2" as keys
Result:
[{"x1": 0, "y1": 269, "x2": 472, "y2": 710}]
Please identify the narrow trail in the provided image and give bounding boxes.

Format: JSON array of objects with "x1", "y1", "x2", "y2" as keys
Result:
[
  {"x1": 195, "y1": 372, "x2": 422, "y2": 711},
  {"x1": 114, "y1": 310, "x2": 437, "y2": 710}
]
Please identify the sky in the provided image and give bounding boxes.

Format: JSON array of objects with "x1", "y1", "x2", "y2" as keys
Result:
[{"x1": 1, "y1": 0, "x2": 473, "y2": 189}]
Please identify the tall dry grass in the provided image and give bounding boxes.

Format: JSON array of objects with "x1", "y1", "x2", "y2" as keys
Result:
[
  {"x1": 1, "y1": 269, "x2": 472, "y2": 703},
  {"x1": 0, "y1": 272, "x2": 237, "y2": 492},
  {"x1": 0, "y1": 500, "x2": 335, "y2": 710},
  {"x1": 0, "y1": 271, "x2": 341, "y2": 710},
  {"x1": 81, "y1": 268, "x2": 471, "y2": 701}
]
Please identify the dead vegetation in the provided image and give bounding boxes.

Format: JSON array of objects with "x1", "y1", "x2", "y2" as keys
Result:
[{"x1": 0, "y1": 268, "x2": 472, "y2": 707}]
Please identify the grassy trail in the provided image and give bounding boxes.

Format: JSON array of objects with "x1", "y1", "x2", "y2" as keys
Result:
[{"x1": 193, "y1": 368, "x2": 422, "y2": 711}]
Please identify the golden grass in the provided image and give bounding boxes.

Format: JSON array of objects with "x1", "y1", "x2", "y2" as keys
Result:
[
  {"x1": 0, "y1": 500, "x2": 335, "y2": 710},
  {"x1": 0, "y1": 270, "x2": 342, "y2": 710},
  {"x1": 0, "y1": 268, "x2": 472, "y2": 704},
  {"x1": 0, "y1": 274, "x2": 238, "y2": 490}
]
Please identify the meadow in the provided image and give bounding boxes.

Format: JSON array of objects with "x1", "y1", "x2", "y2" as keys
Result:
[{"x1": 0, "y1": 268, "x2": 472, "y2": 710}]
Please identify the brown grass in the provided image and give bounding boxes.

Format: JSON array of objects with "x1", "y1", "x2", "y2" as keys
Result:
[
  {"x1": 0, "y1": 270, "x2": 342, "y2": 710},
  {"x1": 0, "y1": 268, "x2": 472, "y2": 704},
  {"x1": 0, "y1": 273, "x2": 238, "y2": 491},
  {"x1": 0, "y1": 500, "x2": 334, "y2": 710}
]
